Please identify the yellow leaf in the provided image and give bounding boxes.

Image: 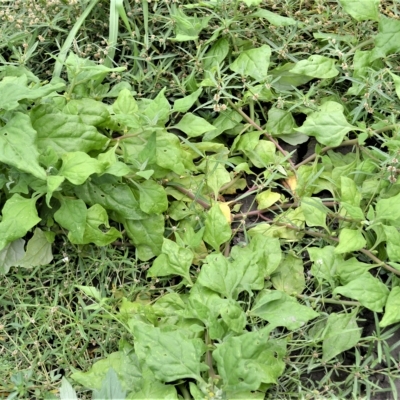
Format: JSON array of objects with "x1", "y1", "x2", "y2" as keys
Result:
[
  {"x1": 218, "y1": 202, "x2": 232, "y2": 223},
  {"x1": 286, "y1": 175, "x2": 297, "y2": 193}
]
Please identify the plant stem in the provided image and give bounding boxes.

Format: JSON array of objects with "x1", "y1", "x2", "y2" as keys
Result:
[
  {"x1": 297, "y1": 294, "x2": 360, "y2": 307},
  {"x1": 178, "y1": 383, "x2": 192, "y2": 400},
  {"x1": 295, "y1": 139, "x2": 359, "y2": 168},
  {"x1": 165, "y1": 182, "x2": 211, "y2": 209},
  {"x1": 205, "y1": 330, "x2": 217, "y2": 380}
]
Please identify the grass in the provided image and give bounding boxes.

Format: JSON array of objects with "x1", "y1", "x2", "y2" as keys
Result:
[{"x1": 1, "y1": 0, "x2": 400, "y2": 399}]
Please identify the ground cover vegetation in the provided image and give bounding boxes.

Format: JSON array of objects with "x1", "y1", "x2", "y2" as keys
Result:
[{"x1": 1, "y1": 0, "x2": 400, "y2": 398}]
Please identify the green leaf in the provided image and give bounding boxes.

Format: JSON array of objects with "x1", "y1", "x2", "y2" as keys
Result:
[
  {"x1": 296, "y1": 101, "x2": 358, "y2": 147},
  {"x1": 76, "y1": 285, "x2": 102, "y2": 302},
  {"x1": 301, "y1": 197, "x2": 328, "y2": 229},
  {"x1": 341, "y1": 176, "x2": 361, "y2": 206},
  {"x1": 338, "y1": 0, "x2": 379, "y2": 21},
  {"x1": 197, "y1": 253, "x2": 240, "y2": 299},
  {"x1": 46, "y1": 176, "x2": 65, "y2": 207},
  {"x1": 0, "y1": 75, "x2": 64, "y2": 111},
  {"x1": 290, "y1": 55, "x2": 338, "y2": 79},
  {"x1": 203, "y1": 38, "x2": 230, "y2": 70},
  {"x1": 248, "y1": 140, "x2": 276, "y2": 168},
  {"x1": 59, "y1": 378, "x2": 78, "y2": 400},
  {"x1": 174, "y1": 113, "x2": 215, "y2": 137},
  {"x1": 308, "y1": 246, "x2": 341, "y2": 287},
  {"x1": 54, "y1": 198, "x2": 87, "y2": 243},
  {"x1": 97, "y1": 146, "x2": 132, "y2": 177},
  {"x1": 269, "y1": 62, "x2": 313, "y2": 91},
  {"x1": 271, "y1": 253, "x2": 305, "y2": 295},
  {"x1": 204, "y1": 109, "x2": 242, "y2": 141},
  {"x1": 249, "y1": 235, "x2": 282, "y2": 277},
  {"x1": 63, "y1": 98, "x2": 110, "y2": 126},
  {"x1": 92, "y1": 368, "x2": 126, "y2": 400},
  {"x1": 0, "y1": 239, "x2": 25, "y2": 275},
  {"x1": 124, "y1": 214, "x2": 164, "y2": 261},
  {"x1": 182, "y1": 285, "x2": 226, "y2": 331},
  {"x1": 333, "y1": 274, "x2": 389, "y2": 312},
  {"x1": 251, "y1": 290, "x2": 319, "y2": 330},
  {"x1": 203, "y1": 203, "x2": 232, "y2": 251},
  {"x1": 230, "y1": 244, "x2": 264, "y2": 295},
  {"x1": 173, "y1": 89, "x2": 202, "y2": 113},
  {"x1": 0, "y1": 112, "x2": 47, "y2": 180},
  {"x1": 132, "y1": 321, "x2": 206, "y2": 382},
  {"x1": 375, "y1": 191, "x2": 400, "y2": 222},
  {"x1": 143, "y1": 88, "x2": 170, "y2": 125},
  {"x1": 389, "y1": 71, "x2": 400, "y2": 100},
  {"x1": 147, "y1": 239, "x2": 194, "y2": 283},
  {"x1": 65, "y1": 52, "x2": 125, "y2": 85},
  {"x1": 113, "y1": 88, "x2": 139, "y2": 114},
  {"x1": 213, "y1": 328, "x2": 286, "y2": 391},
  {"x1": 81, "y1": 204, "x2": 122, "y2": 246},
  {"x1": 229, "y1": 45, "x2": 271, "y2": 81},
  {"x1": 31, "y1": 105, "x2": 109, "y2": 156},
  {"x1": 74, "y1": 179, "x2": 147, "y2": 220},
  {"x1": 322, "y1": 312, "x2": 362, "y2": 362},
  {"x1": 336, "y1": 257, "x2": 373, "y2": 285},
  {"x1": 249, "y1": 9, "x2": 296, "y2": 26},
  {"x1": 220, "y1": 299, "x2": 247, "y2": 333},
  {"x1": 380, "y1": 287, "x2": 400, "y2": 328},
  {"x1": 128, "y1": 370, "x2": 178, "y2": 399},
  {"x1": 255, "y1": 189, "x2": 280, "y2": 209},
  {"x1": 71, "y1": 350, "x2": 142, "y2": 391},
  {"x1": 153, "y1": 132, "x2": 187, "y2": 175},
  {"x1": 206, "y1": 157, "x2": 231, "y2": 197},
  {"x1": 265, "y1": 107, "x2": 298, "y2": 137},
  {"x1": 171, "y1": 8, "x2": 211, "y2": 42},
  {"x1": 372, "y1": 16, "x2": 400, "y2": 60},
  {"x1": 242, "y1": 0, "x2": 262, "y2": 6},
  {"x1": 0, "y1": 194, "x2": 41, "y2": 252},
  {"x1": 334, "y1": 228, "x2": 366, "y2": 254},
  {"x1": 383, "y1": 225, "x2": 400, "y2": 262},
  {"x1": 59, "y1": 152, "x2": 104, "y2": 185},
  {"x1": 18, "y1": 228, "x2": 53, "y2": 268},
  {"x1": 138, "y1": 180, "x2": 168, "y2": 214}
]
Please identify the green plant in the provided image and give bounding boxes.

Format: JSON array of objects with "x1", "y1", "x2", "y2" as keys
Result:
[{"x1": 2, "y1": 0, "x2": 400, "y2": 398}]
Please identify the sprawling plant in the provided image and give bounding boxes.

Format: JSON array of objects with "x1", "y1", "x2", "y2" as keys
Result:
[{"x1": 2, "y1": 0, "x2": 400, "y2": 398}]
